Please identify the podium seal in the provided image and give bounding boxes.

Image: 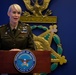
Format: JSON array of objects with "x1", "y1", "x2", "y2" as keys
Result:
[{"x1": 14, "y1": 50, "x2": 36, "y2": 73}]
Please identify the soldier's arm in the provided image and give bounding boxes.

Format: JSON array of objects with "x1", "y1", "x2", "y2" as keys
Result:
[{"x1": 26, "y1": 25, "x2": 36, "y2": 50}]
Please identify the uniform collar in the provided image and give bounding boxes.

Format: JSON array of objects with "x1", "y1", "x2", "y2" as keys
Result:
[{"x1": 10, "y1": 23, "x2": 18, "y2": 30}]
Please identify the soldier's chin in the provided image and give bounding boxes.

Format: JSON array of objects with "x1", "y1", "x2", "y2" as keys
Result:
[{"x1": 13, "y1": 20, "x2": 19, "y2": 23}]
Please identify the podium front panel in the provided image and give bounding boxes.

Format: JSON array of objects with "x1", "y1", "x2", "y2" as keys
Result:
[{"x1": 0, "y1": 51, "x2": 51, "y2": 73}]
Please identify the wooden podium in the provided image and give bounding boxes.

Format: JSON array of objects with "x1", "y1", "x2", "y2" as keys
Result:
[{"x1": 0, "y1": 51, "x2": 51, "y2": 73}]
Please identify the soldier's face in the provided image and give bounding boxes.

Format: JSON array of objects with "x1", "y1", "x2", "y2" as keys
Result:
[{"x1": 8, "y1": 7, "x2": 21, "y2": 24}]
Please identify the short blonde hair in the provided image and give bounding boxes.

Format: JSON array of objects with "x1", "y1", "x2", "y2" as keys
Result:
[{"x1": 8, "y1": 4, "x2": 22, "y2": 13}]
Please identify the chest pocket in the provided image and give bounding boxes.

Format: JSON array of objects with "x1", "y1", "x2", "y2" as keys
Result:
[
  {"x1": 1, "y1": 34, "x2": 12, "y2": 43},
  {"x1": 16, "y1": 33, "x2": 28, "y2": 41}
]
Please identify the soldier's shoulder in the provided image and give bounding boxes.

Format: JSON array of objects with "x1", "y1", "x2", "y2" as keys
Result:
[
  {"x1": 23, "y1": 23, "x2": 29, "y2": 26},
  {"x1": 0, "y1": 24, "x2": 6, "y2": 28},
  {"x1": 22, "y1": 23, "x2": 30, "y2": 28},
  {"x1": 19, "y1": 21, "x2": 29, "y2": 26}
]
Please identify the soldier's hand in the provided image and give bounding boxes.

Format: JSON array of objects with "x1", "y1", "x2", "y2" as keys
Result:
[{"x1": 10, "y1": 49, "x2": 21, "y2": 51}]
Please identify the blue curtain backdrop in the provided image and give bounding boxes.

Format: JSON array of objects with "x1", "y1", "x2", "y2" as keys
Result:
[{"x1": 0, "y1": 0, "x2": 76, "y2": 75}]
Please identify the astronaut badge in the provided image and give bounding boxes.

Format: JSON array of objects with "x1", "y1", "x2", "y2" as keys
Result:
[{"x1": 14, "y1": 49, "x2": 36, "y2": 73}]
